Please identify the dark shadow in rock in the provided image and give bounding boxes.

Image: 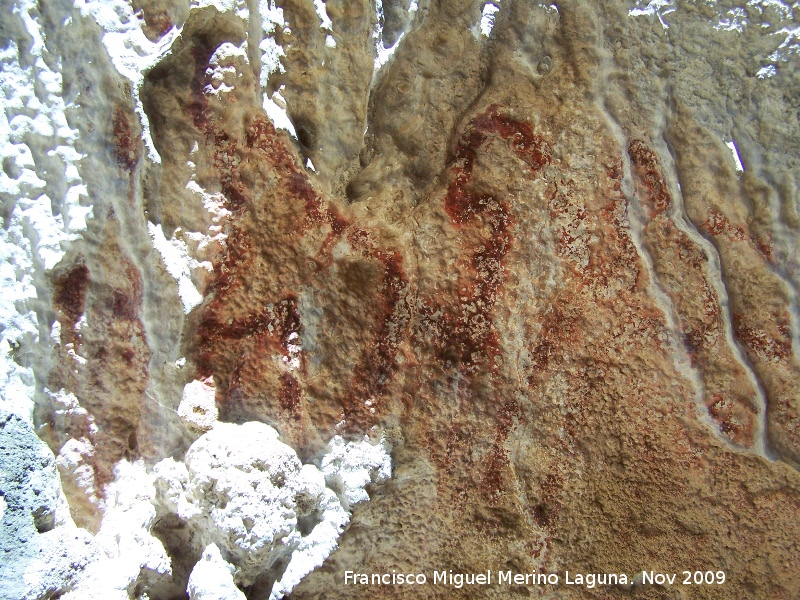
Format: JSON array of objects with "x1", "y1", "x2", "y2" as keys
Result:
[{"x1": 149, "y1": 512, "x2": 201, "y2": 600}]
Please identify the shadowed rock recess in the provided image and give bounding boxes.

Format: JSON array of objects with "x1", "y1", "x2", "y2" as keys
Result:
[{"x1": 2, "y1": 0, "x2": 800, "y2": 598}]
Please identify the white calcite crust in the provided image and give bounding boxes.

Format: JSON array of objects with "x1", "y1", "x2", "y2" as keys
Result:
[
  {"x1": 187, "y1": 544, "x2": 247, "y2": 600},
  {"x1": 153, "y1": 421, "x2": 391, "y2": 595},
  {"x1": 62, "y1": 461, "x2": 172, "y2": 600},
  {"x1": 321, "y1": 434, "x2": 392, "y2": 510},
  {"x1": 177, "y1": 378, "x2": 219, "y2": 432},
  {"x1": 0, "y1": 409, "x2": 95, "y2": 600}
]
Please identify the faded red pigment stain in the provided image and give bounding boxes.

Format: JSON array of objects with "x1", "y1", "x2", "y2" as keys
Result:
[
  {"x1": 52, "y1": 261, "x2": 90, "y2": 338},
  {"x1": 245, "y1": 118, "x2": 351, "y2": 252},
  {"x1": 139, "y1": 8, "x2": 173, "y2": 41},
  {"x1": 185, "y1": 39, "x2": 350, "y2": 259},
  {"x1": 417, "y1": 106, "x2": 554, "y2": 506},
  {"x1": 703, "y1": 208, "x2": 746, "y2": 241},
  {"x1": 82, "y1": 255, "x2": 150, "y2": 486},
  {"x1": 708, "y1": 393, "x2": 746, "y2": 438},
  {"x1": 338, "y1": 229, "x2": 410, "y2": 431},
  {"x1": 733, "y1": 311, "x2": 792, "y2": 363},
  {"x1": 187, "y1": 41, "x2": 215, "y2": 133},
  {"x1": 681, "y1": 277, "x2": 721, "y2": 366},
  {"x1": 627, "y1": 141, "x2": 760, "y2": 447},
  {"x1": 279, "y1": 373, "x2": 302, "y2": 418},
  {"x1": 212, "y1": 134, "x2": 248, "y2": 212},
  {"x1": 481, "y1": 399, "x2": 520, "y2": 504},
  {"x1": 186, "y1": 44, "x2": 412, "y2": 430},
  {"x1": 547, "y1": 159, "x2": 642, "y2": 294},
  {"x1": 181, "y1": 46, "x2": 303, "y2": 417},
  {"x1": 113, "y1": 107, "x2": 138, "y2": 172},
  {"x1": 527, "y1": 300, "x2": 579, "y2": 384},
  {"x1": 702, "y1": 207, "x2": 773, "y2": 261},
  {"x1": 109, "y1": 289, "x2": 138, "y2": 321},
  {"x1": 530, "y1": 471, "x2": 564, "y2": 528},
  {"x1": 422, "y1": 105, "x2": 551, "y2": 376},
  {"x1": 628, "y1": 139, "x2": 670, "y2": 216},
  {"x1": 752, "y1": 233, "x2": 773, "y2": 261}
]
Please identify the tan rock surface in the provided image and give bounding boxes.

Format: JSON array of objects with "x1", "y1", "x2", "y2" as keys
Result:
[{"x1": 2, "y1": 0, "x2": 800, "y2": 598}]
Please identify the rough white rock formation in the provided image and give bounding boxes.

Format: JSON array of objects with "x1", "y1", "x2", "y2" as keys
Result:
[
  {"x1": 321, "y1": 434, "x2": 393, "y2": 510},
  {"x1": 187, "y1": 544, "x2": 247, "y2": 600},
  {"x1": 2, "y1": 410, "x2": 389, "y2": 599},
  {"x1": 61, "y1": 460, "x2": 172, "y2": 600},
  {"x1": 178, "y1": 378, "x2": 219, "y2": 432},
  {"x1": 153, "y1": 421, "x2": 390, "y2": 597},
  {"x1": 0, "y1": 410, "x2": 97, "y2": 600}
]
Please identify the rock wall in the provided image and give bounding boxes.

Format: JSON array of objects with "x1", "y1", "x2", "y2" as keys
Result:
[{"x1": 1, "y1": 0, "x2": 800, "y2": 598}]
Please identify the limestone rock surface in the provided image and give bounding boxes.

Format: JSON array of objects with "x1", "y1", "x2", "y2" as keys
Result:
[
  {"x1": 0, "y1": 410, "x2": 97, "y2": 600},
  {"x1": 2, "y1": 0, "x2": 800, "y2": 598}
]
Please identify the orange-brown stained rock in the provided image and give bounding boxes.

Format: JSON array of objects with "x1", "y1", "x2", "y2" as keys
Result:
[
  {"x1": 180, "y1": 38, "x2": 413, "y2": 445},
  {"x1": 101, "y1": 8, "x2": 800, "y2": 597},
  {"x1": 422, "y1": 105, "x2": 551, "y2": 377},
  {"x1": 667, "y1": 109, "x2": 800, "y2": 464},
  {"x1": 112, "y1": 107, "x2": 138, "y2": 173},
  {"x1": 339, "y1": 233, "x2": 410, "y2": 431},
  {"x1": 131, "y1": 0, "x2": 175, "y2": 41},
  {"x1": 52, "y1": 261, "x2": 90, "y2": 346},
  {"x1": 46, "y1": 216, "x2": 151, "y2": 500},
  {"x1": 629, "y1": 138, "x2": 760, "y2": 448}
]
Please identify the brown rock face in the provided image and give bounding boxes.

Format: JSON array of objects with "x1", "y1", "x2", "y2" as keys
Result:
[{"x1": 10, "y1": 0, "x2": 800, "y2": 598}]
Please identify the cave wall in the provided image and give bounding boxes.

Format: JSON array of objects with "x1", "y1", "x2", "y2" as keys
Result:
[{"x1": 1, "y1": 0, "x2": 800, "y2": 598}]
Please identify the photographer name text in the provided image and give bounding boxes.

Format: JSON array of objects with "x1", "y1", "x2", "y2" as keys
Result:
[{"x1": 344, "y1": 569, "x2": 726, "y2": 589}]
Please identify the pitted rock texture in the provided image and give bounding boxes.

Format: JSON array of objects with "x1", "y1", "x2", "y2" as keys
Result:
[{"x1": 2, "y1": 0, "x2": 800, "y2": 599}]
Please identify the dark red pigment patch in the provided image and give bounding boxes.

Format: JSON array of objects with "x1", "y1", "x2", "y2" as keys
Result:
[
  {"x1": 52, "y1": 262, "x2": 90, "y2": 334},
  {"x1": 83, "y1": 256, "x2": 150, "y2": 487},
  {"x1": 415, "y1": 106, "x2": 553, "y2": 507},
  {"x1": 628, "y1": 139, "x2": 670, "y2": 216},
  {"x1": 733, "y1": 311, "x2": 791, "y2": 363},
  {"x1": 753, "y1": 235, "x2": 773, "y2": 261},
  {"x1": 244, "y1": 117, "x2": 350, "y2": 251},
  {"x1": 182, "y1": 35, "x2": 414, "y2": 430},
  {"x1": 697, "y1": 199, "x2": 773, "y2": 262},
  {"x1": 338, "y1": 230, "x2": 410, "y2": 431},
  {"x1": 182, "y1": 39, "x2": 351, "y2": 426},
  {"x1": 140, "y1": 8, "x2": 173, "y2": 40},
  {"x1": 279, "y1": 373, "x2": 302, "y2": 417},
  {"x1": 188, "y1": 126, "x2": 357, "y2": 418},
  {"x1": 444, "y1": 104, "x2": 550, "y2": 224},
  {"x1": 422, "y1": 105, "x2": 551, "y2": 375},
  {"x1": 113, "y1": 107, "x2": 138, "y2": 172},
  {"x1": 186, "y1": 41, "x2": 216, "y2": 134},
  {"x1": 481, "y1": 399, "x2": 520, "y2": 504},
  {"x1": 109, "y1": 289, "x2": 138, "y2": 321},
  {"x1": 196, "y1": 295, "x2": 302, "y2": 379},
  {"x1": 530, "y1": 472, "x2": 564, "y2": 528},
  {"x1": 703, "y1": 208, "x2": 746, "y2": 242}
]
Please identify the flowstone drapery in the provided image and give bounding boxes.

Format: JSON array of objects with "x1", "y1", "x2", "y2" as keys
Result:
[{"x1": 2, "y1": 0, "x2": 800, "y2": 598}]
